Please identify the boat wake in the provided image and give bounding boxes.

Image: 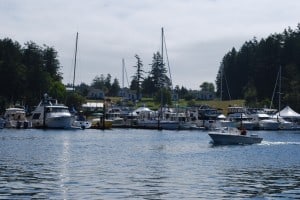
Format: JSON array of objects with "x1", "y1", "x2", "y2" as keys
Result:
[{"x1": 260, "y1": 141, "x2": 300, "y2": 146}]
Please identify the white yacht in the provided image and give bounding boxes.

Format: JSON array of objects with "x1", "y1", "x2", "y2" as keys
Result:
[
  {"x1": 227, "y1": 106, "x2": 258, "y2": 130},
  {"x1": 31, "y1": 94, "x2": 73, "y2": 129},
  {"x1": 252, "y1": 112, "x2": 280, "y2": 130},
  {"x1": 3, "y1": 107, "x2": 31, "y2": 128}
]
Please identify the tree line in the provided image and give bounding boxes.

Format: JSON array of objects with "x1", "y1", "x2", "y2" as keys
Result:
[
  {"x1": 0, "y1": 38, "x2": 199, "y2": 113},
  {"x1": 216, "y1": 24, "x2": 300, "y2": 112},
  {"x1": 0, "y1": 38, "x2": 67, "y2": 112}
]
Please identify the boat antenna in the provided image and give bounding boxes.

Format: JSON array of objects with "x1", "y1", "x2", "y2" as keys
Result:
[{"x1": 72, "y1": 32, "x2": 79, "y2": 91}]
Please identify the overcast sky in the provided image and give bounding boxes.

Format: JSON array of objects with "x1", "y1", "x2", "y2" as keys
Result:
[{"x1": 1, "y1": 0, "x2": 299, "y2": 90}]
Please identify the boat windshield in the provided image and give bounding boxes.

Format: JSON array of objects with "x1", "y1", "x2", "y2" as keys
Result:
[{"x1": 46, "y1": 107, "x2": 69, "y2": 113}]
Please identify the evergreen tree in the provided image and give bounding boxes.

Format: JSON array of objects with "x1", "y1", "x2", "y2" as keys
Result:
[
  {"x1": 148, "y1": 52, "x2": 172, "y2": 104},
  {"x1": 131, "y1": 54, "x2": 144, "y2": 100},
  {"x1": 215, "y1": 23, "x2": 300, "y2": 111},
  {"x1": 110, "y1": 78, "x2": 120, "y2": 96},
  {"x1": 200, "y1": 82, "x2": 215, "y2": 92}
]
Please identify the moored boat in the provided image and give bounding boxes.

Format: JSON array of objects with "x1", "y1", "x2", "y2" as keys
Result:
[
  {"x1": 91, "y1": 117, "x2": 113, "y2": 129},
  {"x1": 31, "y1": 94, "x2": 73, "y2": 129},
  {"x1": 3, "y1": 107, "x2": 31, "y2": 128}
]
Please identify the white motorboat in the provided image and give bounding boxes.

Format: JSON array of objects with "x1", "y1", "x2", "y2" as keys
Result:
[
  {"x1": 72, "y1": 118, "x2": 92, "y2": 129},
  {"x1": 3, "y1": 107, "x2": 31, "y2": 128},
  {"x1": 31, "y1": 94, "x2": 73, "y2": 129},
  {"x1": 227, "y1": 108, "x2": 258, "y2": 130},
  {"x1": 71, "y1": 111, "x2": 92, "y2": 129},
  {"x1": 252, "y1": 113, "x2": 280, "y2": 130},
  {"x1": 208, "y1": 127, "x2": 263, "y2": 145}
]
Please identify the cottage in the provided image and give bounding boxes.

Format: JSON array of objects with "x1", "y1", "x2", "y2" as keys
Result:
[
  {"x1": 87, "y1": 88, "x2": 105, "y2": 100},
  {"x1": 196, "y1": 91, "x2": 216, "y2": 100},
  {"x1": 119, "y1": 88, "x2": 138, "y2": 102}
]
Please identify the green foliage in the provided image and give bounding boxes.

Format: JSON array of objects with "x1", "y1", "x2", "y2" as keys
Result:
[
  {"x1": 141, "y1": 76, "x2": 155, "y2": 97},
  {"x1": 91, "y1": 73, "x2": 120, "y2": 96},
  {"x1": 243, "y1": 81, "x2": 257, "y2": 106},
  {"x1": 200, "y1": 82, "x2": 215, "y2": 92},
  {"x1": 110, "y1": 78, "x2": 121, "y2": 96},
  {"x1": 0, "y1": 38, "x2": 63, "y2": 110},
  {"x1": 216, "y1": 24, "x2": 300, "y2": 111},
  {"x1": 65, "y1": 92, "x2": 86, "y2": 111},
  {"x1": 147, "y1": 52, "x2": 171, "y2": 95},
  {"x1": 76, "y1": 83, "x2": 90, "y2": 97},
  {"x1": 187, "y1": 99, "x2": 196, "y2": 107},
  {"x1": 49, "y1": 81, "x2": 67, "y2": 102},
  {"x1": 131, "y1": 54, "x2": 144, "y2": 99},
  {"x1": 154, "y1": 88, "x2": 172, "y2": 106}
]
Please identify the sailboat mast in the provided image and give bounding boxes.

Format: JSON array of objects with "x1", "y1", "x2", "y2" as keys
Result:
[
  {"x1": 72, "y1": 32, "x2": 79, "y2": 91},
  {"x1": 278, "y1": 65, "x2": 282, "y2": 116},
  {"x1": 161, "y1": 27, "x2": 164, "y2": 64},
  {"x1": 122, "y1": 58, "x2": 125, "y2": 89},
  {"x1": 220, "y1": 64, "x2": 223, "y2": 101}
]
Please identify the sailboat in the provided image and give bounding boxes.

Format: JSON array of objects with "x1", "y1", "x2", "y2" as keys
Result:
[
  {"x1": 135, "y1": 27, "x2": 180, "y2": 130},
  {"x1": 70, "y1": 32, "x2": 92, "y2": 129},
  {"x1": 269, "y1": 66, "x2": 298, "y2": 130}
]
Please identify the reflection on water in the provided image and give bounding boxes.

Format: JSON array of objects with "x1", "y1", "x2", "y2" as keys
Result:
[
  {"x1": 0, "y1": 129, "x2": 300, "y2": 199},
  {"x1": 219, "y1": 167, "x2": 300, "y2": 199}
]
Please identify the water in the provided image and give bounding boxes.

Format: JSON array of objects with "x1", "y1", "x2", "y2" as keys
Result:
[{"x1": 0, "y1": 128, "x2": 300, "y2": 199}]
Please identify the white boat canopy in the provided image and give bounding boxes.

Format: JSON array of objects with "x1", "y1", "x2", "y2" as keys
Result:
[{"x1": 276, "y1": 106, "x2": 300, "y2": 118}]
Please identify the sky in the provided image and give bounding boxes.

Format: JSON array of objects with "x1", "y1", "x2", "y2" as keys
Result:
[{"x1": 1, "y1": 0, "x2": 299, "y2": 90}]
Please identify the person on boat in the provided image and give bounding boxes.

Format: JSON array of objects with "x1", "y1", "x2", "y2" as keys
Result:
[
  {"x1": 77, "y1": 111, "x2": 86, "y2": 121},
  {"x1": 240, "y1": 127, "x2": 247, "y2": 135}
]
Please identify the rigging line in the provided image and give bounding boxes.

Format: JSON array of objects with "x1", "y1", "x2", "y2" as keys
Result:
[
  {"x1": 223, "y1": 71, "x2": 231, "y2": 101},
  {"x1": 270, "y1": 67, "x2": 280, "y2": 109},
  {"x1": 121, "y1": 58, "x2": 130, "y2": 88},
  {"x1": 124, "y1": 62, "x2": 130, "y2": 88},
  {"x1": 72, "y1": 32, "x2": 79, "y2": 91},
  {"x1": 163, "y1": 30, "x2": 173, "y2": 90},
  {"x1": 122, "y1": 58, "x2": 125, "y2": 88}
]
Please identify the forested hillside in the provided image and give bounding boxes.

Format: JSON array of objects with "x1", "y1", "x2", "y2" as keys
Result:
[{"x1": 216, "y1": 24, "x2": 300, "y2": 112}]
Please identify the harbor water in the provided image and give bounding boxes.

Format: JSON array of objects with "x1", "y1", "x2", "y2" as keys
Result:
[{"x1": 0, "y1": 128, "x2": 300, "y2": 199}]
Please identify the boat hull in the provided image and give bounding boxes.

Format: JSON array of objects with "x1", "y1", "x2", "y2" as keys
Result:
[
  {"x1": 137, "y1": 120, "x2": 179, "y2": 130},
  {"x1": 259, "y1": 120, "x2": 280, "y2": 130},
  {"x1": 208, "y1": 133, "x2": 263, "y2": 145},
  {"x1": 72, "y1": 120, "x2": 92, "y2": 129},
  {"x1": 45, "y1": 116, "x2": 73, "y2": 129}
]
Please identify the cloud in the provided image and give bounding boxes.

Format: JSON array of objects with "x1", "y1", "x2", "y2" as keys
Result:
[{"x1": 1, "y1": 0, "x2": 300, "y2": 89}]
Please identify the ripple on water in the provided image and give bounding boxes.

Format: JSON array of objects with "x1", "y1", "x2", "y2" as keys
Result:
[{"x1": 0, "y1": 129, "x2": 300, "y2": 199}]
